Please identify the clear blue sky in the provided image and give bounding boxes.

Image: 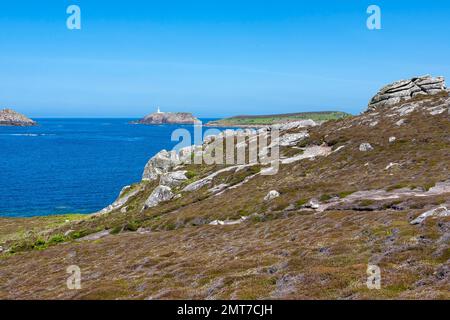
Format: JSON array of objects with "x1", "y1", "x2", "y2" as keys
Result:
[{"x1": 0, "y1": 0, "x2": 449, "y2": 117}]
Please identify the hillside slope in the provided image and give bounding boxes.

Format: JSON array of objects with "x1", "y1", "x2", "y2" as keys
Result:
[
  {"x1": 205, "y1": 111, "x2": 350, "y2": 127},
  {"x1": 0, "y1": 76, "x2": 449, "y2": 300}
]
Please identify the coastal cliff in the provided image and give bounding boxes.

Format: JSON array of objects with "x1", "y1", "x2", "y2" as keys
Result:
[
  {"x1": 0, "y1": 109, "x2": 36, "y2": 126},
  {"x1": 0, "y1": 76, "x2": 449, "y2": 300},
  {"x1": 131, "y1": 111, "x2": 200, "y2": 125}
]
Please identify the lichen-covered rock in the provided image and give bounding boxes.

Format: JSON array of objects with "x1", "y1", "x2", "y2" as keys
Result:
[
  {"x1": 264, "y1": 190, "x2": 280, "y2": 201},
  {"x1": 77, "y1": 230, "x2": 110, "y2": 242},
  {"x1": 280, "y1": 145, "x2": 332, "y2": 164},
  {"x1": 272, "y1": 119, "x2": 317, "y2": 130},
  {"x1": 410, "y1": 206, "x2": 450, "y2": 225},
  {"x1": 209, "y1": 216, "x2": 248, "y2": 226},
  {"x1": 359, "y1": 143, "x2": 374, "y2": 152},
  {"x1": 160, "y1": 171, "x2": 188, "y2": 187},
  {"x1": 178, "y1": 146, "x2": 196, "y2": 163},
  {"x1": 203, "y1": 135, "x2": 216, "y2": 145},
  {"x1": 143, "y1": 186, "x2": 174, "y2": 209},
  {"x1": 277, "y1": 132, "x2": 309, "y2": 146},
  {"x1": 95, "y1": 184, "x2": 143, "y2": 215},
  {"x1": 142, "y1": 150, "x2": 180, "y2": 181},
  {"x1": 307, "y1": 199, "x2": 320, "y2": 209},
  {"x1": 368, "y1": 75, "x2": 446, "y2": 111},
  {"x1": 0, "y1": 109, "x2": 36, "y2": 126}
]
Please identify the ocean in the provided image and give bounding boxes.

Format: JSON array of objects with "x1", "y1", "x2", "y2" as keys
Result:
[{"x1": 0, "y1": 118, "x2": 222, "y2": 217}]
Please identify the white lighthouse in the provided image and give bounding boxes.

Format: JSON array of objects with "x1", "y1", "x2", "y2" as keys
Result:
[{"x1": 156, "y1": 106, "x2": 162, "y2": 113}]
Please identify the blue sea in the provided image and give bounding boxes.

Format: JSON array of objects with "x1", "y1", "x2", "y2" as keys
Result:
[{"x1": 0, "y1": 118, "x2": 222, "y2": 217}]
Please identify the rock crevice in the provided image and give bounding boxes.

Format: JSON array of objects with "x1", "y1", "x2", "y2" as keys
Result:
[{"x1": 368, "y1": 75, "x2": 446, "y2": 111}]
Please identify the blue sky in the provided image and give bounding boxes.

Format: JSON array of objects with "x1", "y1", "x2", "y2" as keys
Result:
[{"x1": 0, "y1": 0, "x2": 449, "y2": 118}]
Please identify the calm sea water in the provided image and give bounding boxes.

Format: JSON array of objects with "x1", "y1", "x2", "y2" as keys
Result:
[{"x1": 0, "y1": 118, "x2": 222, "y2": 217}]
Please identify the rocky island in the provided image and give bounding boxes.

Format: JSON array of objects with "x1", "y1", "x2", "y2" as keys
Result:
[
  {"x1": 131, "y1": 107, "x2": 200, "y2": 125},
  {"x1": 0, "y1": 108, "x2": 37, "y2": 126}
]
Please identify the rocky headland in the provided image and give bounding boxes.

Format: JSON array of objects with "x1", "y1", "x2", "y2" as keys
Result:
[
  {"x1": 0, "y1": 76, "x2": 449, "y2": 300},
  {"x1": 0, "y1": 109, "x2": 37, "y2": 126},
  {"x1": 131, "y1": 111, "x2": 200, "y2": 125}
]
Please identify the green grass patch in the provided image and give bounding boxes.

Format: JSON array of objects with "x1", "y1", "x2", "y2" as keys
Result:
[
  {"x1": 207, "y1": 111, "x2": 351, "y2": 126},
  {"x1": 338, "y1": 191, "x2": 355, "y2": 198},
  {"x1": 320, "y1": 194, "x2": 333, "y2": 202}
]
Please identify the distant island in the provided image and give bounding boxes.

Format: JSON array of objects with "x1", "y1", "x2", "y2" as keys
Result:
[
  {"x1": 0, "y1": 109, "x2": 37, "y2": 126},
  {"x1": 131, "y1": 107, "x2": 200, "y2": 125},
  {"x1": 205, "y1": 111, "x2": 351, "y2": 127}
]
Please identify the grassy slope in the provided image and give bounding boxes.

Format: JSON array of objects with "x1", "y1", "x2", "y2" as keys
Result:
[
  {"x1": 0, "y1": 214, "x2": 86, "y2": 244},
  {"x1": 206, "y1": 111, "x2": 351, "y2": 126},
  {"x1": 0, "y1": 94, "x2": 449, "y2": 299}
]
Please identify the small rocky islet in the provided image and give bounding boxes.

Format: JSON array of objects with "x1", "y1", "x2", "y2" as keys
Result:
[
  {"x1": 0, "y1": 108, "x2": 37, "y2": 126},
  {"x1": 131, "y1": 108, "x2": 200, "y2": 125}
]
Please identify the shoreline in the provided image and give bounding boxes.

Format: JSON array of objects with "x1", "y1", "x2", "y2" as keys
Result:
[
  {"x1": 204, "y1": 123, "x2": 268, "y2": 128},
  {"x1": 0, "y1": 118, "x2": 320, "y2": 219}
]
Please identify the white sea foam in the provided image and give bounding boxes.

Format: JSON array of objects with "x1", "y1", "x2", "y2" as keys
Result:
[{"x1": 1, "y1": 133, "x2": 55, "y2": 137}]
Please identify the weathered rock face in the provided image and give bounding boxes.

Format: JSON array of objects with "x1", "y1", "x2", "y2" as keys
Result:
[
  {"x1": 271, "y1": 119, "x2": 317, "y2": 130},
  {"x1": 143, "y1": 185, "x2": 174, "y2": 209},
  {"x1": 94, "y1": 184, "x2": 143, "y2": 215},
  {"x1": 410, "y1": 206, "x2": 450, "y2": 225},
  {"x1": 359, "y1": 143, "x2": 374, "y2": 152},
  {"x1": 160, "y1": 171, "x2": 188, "y2": 187},
  {"x1": 142, "y1": 150, "x2": 180, "y2": 181},
  {"x1": 277, "y1": 132, "x2": 309, "y2": 146},
  {"x1": 306, "y1": 199, "x2": 320, "y2": 209},
  {"x1": 178, "y1": 146, "x2": 195, "y2": 163},
  {"x1": 264, "y1": 190, "x2": 280, "y2": 201},
  {"x1": 0, "y1": 109, "x2": 36, "y2": 126},
  {"x1": 367, "y1": 75, "x2": 446, "y2": 111},
  {"x1": 132, "y1": 112, "x2": 200, "y2": 125}
]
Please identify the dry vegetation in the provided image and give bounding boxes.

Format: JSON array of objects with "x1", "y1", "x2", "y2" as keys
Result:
[{"x1": 0, "y1": 93, "x2": 449, "y2": 299}]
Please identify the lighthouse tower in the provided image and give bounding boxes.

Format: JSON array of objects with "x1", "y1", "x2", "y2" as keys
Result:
[{"x1": 156, "y1": 106, "x2": 162, "y2": 113}]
